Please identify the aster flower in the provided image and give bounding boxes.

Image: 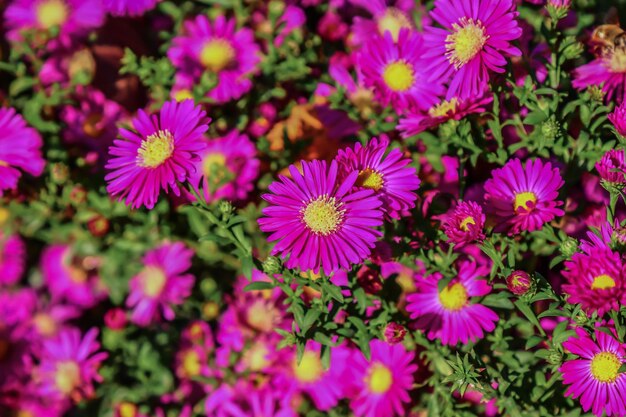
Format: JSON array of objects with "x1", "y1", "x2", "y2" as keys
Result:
[
  {"x1": 398, "y1": 94, "x2": 492, "y2": 137},
  {"x1": 168, "y1": 15, "x2": 261, "y2": 103},
  {"x1": 103, "y1": 0, "x2": 160, "y2": 16},
  {"x1": 258, "y1": 159, "x2": 384, "y2": 274},
  {"x1": 484, "y1": 158, "x2": 564, "y2": 234},
  {"x1": 347, "y1": 339, "x2": 416, "y2": 417},
  {"x1": 0, "y1": 232, "x2": 25, "y2": 286},
  {"x1": 562, "y1": 248, "x2": 626, "y2": 316},
  {"x1": 348, "y1": 0, "x2": 415, "y2": 44},
  {"x1": 0, "y1": 107, "x2": 45, "y2": 196},
  {"x1": 35, "y1": 327, "x2": 107, "y2": 404},
  {"x1": 406, "y1": 261, "x2": 499, "y2": 345},
  {"x1": 61, "y1": 86, "x2": 123, "y2": 166},
  {"x1": 422, "y1": 0, "x2": 522, "y2": 99},
  {"x1": 5, "y1": 0, "x2": 104, "y2": 46},
  {"x1": 441, "y1": 200, "x2": 486, "y2": 247},
  {"x1": 126, "y1": 242, "x2": 195, "y2": 327},
  {"x1": 41, "y1": 244, "x2": 106, "y2": 309},
  {"x1": 105, "y1": 99, "x2": 210, "y2": 209},
  {"x1": 609, "y1": 102, "x2": 626, "y2": 136},
  {"x1": 506, "y1": 270, "x2": 532, "y2": 295},
  {"x1": 357, "y1": 28, "x2": 445, "y2": 112},
  {"x1": 573, "y1": 52, "x2": 626, "y2": 103},
  {"x1": 560, "y1": 329, "x2": 626, "y2": 417},
  {"x1": 596, "y1": 149, "x2": 626, "y2": 185},
  {"x1": 187, "y1": 130, "x2": 260, "y2": 203},
  {"x1": 206, "y1": 381, "x2": 296, "y2": 417},
  {"x1": 335, "y1": 136, "x2": 420, "y2": 219}
]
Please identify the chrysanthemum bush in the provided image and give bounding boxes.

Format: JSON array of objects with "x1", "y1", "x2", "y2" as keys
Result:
[{"x1": 3, "y1": 0, "x2": 626, "y2": 416}]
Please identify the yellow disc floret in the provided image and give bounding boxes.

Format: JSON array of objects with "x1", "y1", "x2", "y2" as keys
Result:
[
  {"x1": 382, "y1": 61, "x2": 415, "y2": 92},
  {"x1": 301, "y1": 195, "x2": 345, "y2": 235},
  {"x1": 439, "y1": 282, "x2": 468, "y2": 311},
  {"x1": 459, "y1": 216, "x2": 476, "y2": 232},
  {"x1": 513, "y1": 191, "x2": 537, "y2": 213},
  {"x1": 294, "y1": 350, "x2": 324, "y2": 383},
  {"x1": 36, "y1": 0, "x2": 69, "y2": 29},
  {"x1": 138, "y1": 130, "x2": 175, "y2": 168},
  {"x1": 445, "y1": 18, "x2": 489, "y2": 69},
  {"x1": 200, "y1": 39, "x2": 235, "y2": 73},
  {"x1": 357, "y1": 168, "x2": 384, "y2": 191},
  {"x1": 366, "y1": 362, "x2": 393, "y2": 394},
  {"x1": 377, "y1": 7, "x2": 412, "y2": 42},
  {"x1": 140, "y1": 266, "x2": 168, "y2": 298},
  {"x1": 590, "y1": 351, "x2": 621, "y2": 383},
  {"x1": 55, "y1": 360, "x2": 81, "y2": 395},
  {"x1": 591, "y1": 274, "x2": 616, "y2": 290}
]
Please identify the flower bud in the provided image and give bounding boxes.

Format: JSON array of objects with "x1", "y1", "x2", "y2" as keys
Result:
[
  {"x1": 559, "y1": 237, "x2": 579, "y2": 258},
  {"x1": 547, "y1": 349, "x2": 563, "y2": 366},
  {"x1": 506, "y1": 270, "x2": 532, "y2": 295},
  {"x1": 541, "y1": 118, "x2": 560, "y2": 142},
  {"x1": 87, "y1": 214, "x2": 109, "y2": 237},
  {"x1": 262, "y1": 256, "x2": 282, "y2": 275},
  {"x1": 383, "y1": 322, "x2": 407, "y2": 345},
  {"x1": 104, "y1": 308, "x2": 127, "y2": 331}
]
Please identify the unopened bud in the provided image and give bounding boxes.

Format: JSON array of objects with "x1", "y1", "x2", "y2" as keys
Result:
[
  {"x1": 506, "y1": 270, "x2": 532, "y2": 296},
  {"x1": 383, "y1": 322, "x2": 407, "y2": 345},
  {"x1": 262, "y1": 256, "x2": 282, "y2": 275},
  {"x1": 559, "y1": 237, "x2": 579, "y2": 258}
]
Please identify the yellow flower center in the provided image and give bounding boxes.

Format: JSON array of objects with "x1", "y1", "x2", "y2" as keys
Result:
[
  {"x1": 36, "y1": 0, "x2": 69, "y2": 29},
  {"x1": 139, "y1": 266, "x2": 168, "y2": 298},
  {"x1": 68, "y1": 266, "x2": 87, "y2": 284},
  {"x1": 382, "y1": 61, "x2": 415, "y2": 92},
  {"x1": 301, "y1": 195, "x2": 345, "y2": 236},
  {"x1": 137, "y1": 130, "x2": 174, "y2": 168},
  {"x1": 439, "y1": 282, "x2": 468, "y2": 311},
  {"x1": 445, "y1": 18, "x2": 489, "y2": 69},
  {"x1": 366, "y1": 362, "x2": 393, "y2": 394},
  {"x1": 294, "y1": 350, "x2": 324, "y2": 383},
  {"x1": 590, "y1": 351, "x2": 621, "y2": 383},
  {"x1": 356, "y1": 168, "x2": 384, "y2": 191},
  {"x1": 245, "y1": 342, "x2": 270, "y2": 372},
  {"x1": 33, "y1": 313, "x2": 57, "y2": 337},
  {"x1": 118, "y1": 402, "x2": 137, "y2": 417},
  {"x1": 429, "y1": 98, "x2": 459, "y2": 118},
  {"x1": 202, "y1": 152, "x2": 229, "y2": 186},
  {"x1": 55, "y1": 360, "x2": 81, "y2": 395},
  {"x1": 513, "y1": 191, "x2": 537, "y2": 213},
  {"x1": 246, "y1": 300, "x2": 278, "y2": 332},
  {"x1": 174, "y1": 90, "x2": 194, "y2": 102},
  {"x1": 459, "y1": 216, "x2": 475, "y2": 232},
  {"x1": 591, "y1": 274, "x2": 616, "y2": 290},
  {"x1": 200, "y1": 39, "x2": 235, "y2": 73},
  {"x1": 182, "y1": 350, "x2": 201, "y2": 377},
  {"x1": 377, "y1": 7, "x2": 412, "y2": 42}
]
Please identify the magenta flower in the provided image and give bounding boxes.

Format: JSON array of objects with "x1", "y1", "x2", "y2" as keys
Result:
[
  {"x1": 168, "y1": 15, "x2": 261, "y2": 103},
  {"x1": 105, "y1": 99, "x2": 210, "y2": 209},
  {"x1": 258, "y1": 160, "x2": 384, "y2": 274},
  {"x1": 0, "y1": 107, "x2": 45, "y2": 196},
  {"x1": 35, "y1": 327, "x2": 107, "y2": 403},
  {"x1": 126, "y1": 242, "x2": 195, "y2": 327},
  {"x1": 61, "y1": 86, "x2": 123, "y2": 166},
  {"x1": 560, "y1": 329, "x2": 626, "y2": 417},
  {"x1": 573, "y1": 57, "x2": 626, "y2": 103},
  {"x1": 506, "y1": 270, "x2": 532, "y2": 295},
  {"x1": 335, "y1": 136, "x2": 420, "y2": 220},
  {"x1": 347, "y1": 339, "x2": 416, "y2": 417},
  {"x1": 357, "y1": 29, "x2": 445, "y2": 113},
  {"x1": 103, "y1": 0, "x2": 160, "y2": 16},
  {"x1": 609, "y1": 102, "x2": 626, "y2": 136},
  {"x1": 187, "y1": 130, "x2": 260, "y2": 203},
  {"x1": 562, "y1": 248, "x2": 626, "y2": 316},
  {"x1": 41, "y1": 244, "x2": 106, "y2": 309},
  {"x1": 484, "y1": 158, "x2": 564, "y2": 234},
  {"x1": 422, "y1": 0, "x2": 522, "y2": 99},
  {"x1": 348, "y1": 0, "x2": 415, "y2": 44},
  {"x1": 441, "y1": 200, "x2": 486, "y2": 247},
  {"x1": 205, "y1": 381, "x2": 296, "y2": 417},
  {"x1": 596, "y1": 149, "x2": 626, "y2": 185},
  {"x1": 0, "y1": 232, "x2": 25, "y2": 286},
  {"x1": 5, "y1": 0, "x2": 104, "y2": 46},
  {"x1": 398, "y1": 94, "x2": 492, "y2": 137},
  {"x1": 406, "y1": 261, "x2": 499, "y2": 345}
]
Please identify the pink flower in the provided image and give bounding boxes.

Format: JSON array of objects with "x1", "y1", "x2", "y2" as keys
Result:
[
  {"x1": 0, "y1": 232, "x2": 26, "y2": 286},
  {"x1": 406, "y1": 261, "x2": 499, "y2": 345},
  {"x1": 596, "y1": 149, "x2": 626, "y2": 185},
  {"x1": 506, "y1": 270, "x2": 532, "y2": 295},
  {"x1": 609, "y1": 102, "x2": 626, "y2": 136},
  {"x1": 441, "y1": 200, "x2": 486, "y2": 247},
  {"x1": 484, "y1": 158, "x2": 564, "y2": 234},
  {"x1": 126, "y1": 242, "x2": 195, "y2": 326},
  {"x1": 103, "y1": 0, "x2": 160, "y2": 16},
  {"x1": 560, "y1": 329, "x2": 626, "y2": 417},
  {"x1": 348, "y1": 0, "x2": 415, "y2": 45}
]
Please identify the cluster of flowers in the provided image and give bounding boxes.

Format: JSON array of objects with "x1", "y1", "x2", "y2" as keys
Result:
[{"x1": 2, "y1": 0, "x2": 626, "y2": 416}]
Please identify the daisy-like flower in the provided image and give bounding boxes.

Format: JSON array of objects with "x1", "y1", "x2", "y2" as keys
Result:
[
  {"x1": 168, "y1": 15, "x2": 261, "y2": 103},
  {"x1": 187, "y1": 130, "x2": 260, "y2": 203},
  {"x1": 573, "y1": 50, "x2": 626, "y2": 103},
  {"x1": 347, "y1": 339, "x2": 416, "y2": 417},
  {"x1": 357, "y1": 29, "x2": 445, "y2": 113},
  {"x1": 562, "y1": 248, "x2": 626, "y2": 316},
  {"x1": 441, "y1": 200, "x2": 486, "y2": 247},
  {"x1": 0, "y1": 232, "x2": 25, "y2": 286},
  {"x1": 422, "y1": 0, "x2": 522, "y2": 99},
  {"x1": 406, "y1": 261, "x2": 499, "y2": 345},
  {"x1": 596, "y1": 149, "x2": 626, "y2": 186},
  {"x1": 560, "y1": 329, "x2": 626, "y2": 417},
  {"x1": 398, "y1": 94, "x2": 492, "y2": 137},
  {"x1": 0, "y1": 107, "x2": 45, "y2": 196},
  {"x1": 5, "y1": 0, "x2": 104, "y2": 46},
  {"x1": 105, "y1": 99, "x2": 210, "y2": 209},
  {"x1": 348, "y1": 0, "x2": 415, "y2": 44},
  {"x1": 126, "y1": 242, "x2": 195, "y2": 327},
  {"x1": 609, "y1": 102, "x2": 626, "y2": 136},
  {"x1": 335, "y1": 136, "x2": 420, "y2": 219},
  {"x1": 35, "y1": 327, "x2": 108, "y2": 403},
  {"x1": 483, "y1": 158, "x2": 564, "y2": 234},
  {"x1": 258, "y1": 160, "x2": 384, "y2": 274},
  {"x1": 103, "y1": 0, "x2": 160, "y2": 16}
]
